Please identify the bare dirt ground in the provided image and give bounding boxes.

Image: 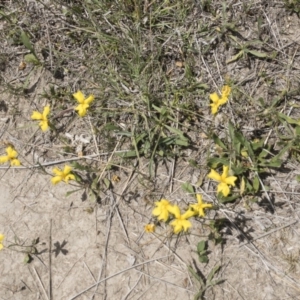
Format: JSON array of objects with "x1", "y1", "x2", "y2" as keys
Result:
[
  {"x1": 1, "y1": 158, "x2": 300, "y2": 299},
  {"x1": 1, "y1": 1, "x2": 300, "y2": 300}
]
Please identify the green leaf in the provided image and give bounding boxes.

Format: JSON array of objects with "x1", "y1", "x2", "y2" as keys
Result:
[
  {"x1": 71, "y1": 161, "x2": 91, "y2": 171},
  {"x1": 152, "y1": 104, "x2": 164, "y2": 114},
  {"x1": 135, "y1": 132, "x2": 148, "y2": 144},
  {"x1": 104, "y1": 123, "x2": 121, "y2": 131},
  {"x1": 251, "y1": 139, "x2": 264, "y2": 150},
  {"x1": 188, "y1": 159, "x2": 198, "y2": 168},
  {"x1": 231, "y1": 164, "x2": 247, "y2": 175},
  {"x1": 271, "y1": 143, "x2": 291, "y2": 160},
  {"x1": 197, "y1": 241, "x2": 206, "y2": 253},
  {"x1": 209, "y1": 278, "x2": 225, "y2": 287},
  {"x1": 103, "y1": 178, "x2": 111, "y2": 189},
  {"x1": 295, "y1": 126, "x2": 300, "y2": 135},
  {"x1": 164, "y1": 124, "x2": 186, "y2": 138},
  {"x1": 278, "y1": 112, "x2": 299, "y2": 125},
  {"x1": 253, "y1": 176, "x2": 260, "y2": 192},
  {"x1": 270, "y1": 96, "x2": 284, "y2": 108},
  {"x1": 259, "y1": 159, "x2": 282, "y2": 168},
  {"x1": 181, "y1": 182, "x2": 195, "y2": 194},
  {"x1": 217, "y1": 193, "x2": 240, "y2": 203},
  {"x1": 65, "y1": 188, "x2": 82, "y2": 197},
  {"x1": 212, "y1": 133, "x2": 227, "y2": 150},
  {"x1": 187, "y1": 265, "x2": 203, "y2": 284},
  {"x1": 117, "y1": 131, "x2": 133, "y2": 137},
  {"x1": 207, "y1": 265, "x2": 221, "y2": 283},
  {"x1": 228, "y1": 122, "x2": 241, "y2": 156},
  {"x1": 258, "y1": 149, "x2": 269, "y2": 160},
  {"x1": 24, "y1": 53, "x2": 40, "y2": 65},
  {"x1": 240, "y1": 176, "x2": 246, "y2": 195},
  {"x1": 198, "y1": 255, "x2": 209, "y2": 263},
  {"x1": 117, "y1": 150, "x2": 139, "y2": 158},
  {"x1": 24, "y1": 254, "x2": 32, "y2": 264},
  {"x1": 173, "y1": 137, "x2": 189, "y2": 146},
  {"x1": 20, "y1": 31, "x2": 35, "y2": 53},
  {"x1": 246, "y1": 49, "x2": 268, "y2": 58},
  {"x1": 246, "y1": 180, "x2": 253, "y2": 192},
  {"x1": 207, "y1": 157, "x2": 229, "y2": 168},
  {"x1": 226, "y1": 50, "x2": 244, "y2": 64}
]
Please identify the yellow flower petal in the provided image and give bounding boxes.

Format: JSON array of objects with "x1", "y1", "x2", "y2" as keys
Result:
[
  {"x1": 152, "y1": 199, "x2": 172, "y2": 222},
  {"x1": 73, "y1": 91, "x2": 85, "y2": 104},
  {"x1": 144, "y1": 224, "x2": 155, "y2": 233},
  {"x1": 221, "y1": 165, "x2": 229, "y2": 178},
  {"x1": 63, "y1": 165, "x2": 72, "y2": 175},
  {"x1": 31, "y1": 106, "x2": 50, "y2": 132},
  {"x1": 51, "y1": 176, "x2": 62, "y2": 185},
  {"x1": 190, "y1": 194, "x2": 213, "y2": 217},
  {"x1": 197, "y1": 194, "x2": 203, "y2": 203},
  {"x1": 73, "y1": 91, "x2": 94, "y2": 116},
  {"x1": 40, "y1": 120, "x2": 49, "y2": 131},
  {"x1": 0, "y1": 146, "x2": 20, "y2": 165},
  {"x1": 65, "y1": 174, "x2": 75, "y2": 183},
  {"x1": 167, "y1": 205, "x2": 180, "y2": 218},
  {"x1": 182, "y1": 209, "x2": 195, "y2": 219},
  {"x1": 225, "y1": 176, "x2": 237, "y2": 186},
  {"x1": 221, "y1": 85, "x2": 231, "y2": 98},
  {"x1": 51, "y1": 165, "x2": 75, "y2": 185},
  {"x1": 170, "y1": 218, "x2": 192, "y2": 234},
  {"x1": 75, "y1": 104, "x2": 87, "y2": 117},
  {"x1": 6, "y1": 146, "x2": 18, "y2": 159},
  {"x1": 217, "y1": 182, "x2": 230, "y2": 197},
  {"x1": 210, "y1": 102, "x2": 220, "y2": 115},
  {"x1": 181, "y1": 219, "x2": 192, "y2": 231},
  {"x1": 0, "y1": 233, "x2": 5, "y2": 250},
  {"x1": 218, "y1": 96, "x2": 228, "y2": 105},
  {"x1": 11, "y1": 159, "x2": 21, "y2": 166},
  {"x1": 210, "y1": 93, "x2": 220, "y2": 103},
  {"x1": 31, "y1": 111, "x2": 43, "y2": 120},
  {"x1": 0, "y1": 156, "x2": 9, "y2": 164},
  {"x1": 152, "y1": 207, "x2": 169, "y2": 221},
  {"x1": 207, "y1": 169, "x2": 222, "y2": 182},
  {"x1": 42, "y1": 106, "x2": 50, "y2": 118},
  {"x1": 85, "y1": 94, "x2": 95, "y2": 104},
  {"x1": 52, "y1": 167, "x2": 63, "y2": 176}
]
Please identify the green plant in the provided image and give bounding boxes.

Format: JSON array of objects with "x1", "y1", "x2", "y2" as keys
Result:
[{"x1": 188, "y1": 264, "x2": 223, "y2": 300}]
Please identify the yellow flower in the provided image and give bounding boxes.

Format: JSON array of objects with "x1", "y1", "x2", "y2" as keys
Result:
[
  {"x1": 209, "y1": 85, "x2": 231, "y2": 115},
  {"x1": 73, "y1": 90, "x2": 95, "y2": 117},
  {"x1": 207, "y1": 165, "x2": 237, "y2": 197},
  {"x1": 31, "y1": 105, "x2": 50, "y2": 131},
  {"x1": 0, "y1": 146, "x2": 21, "y2": 166},
  {"x1": 221, "y1": 85, "x2": 231, "y2": 98},
  {"x1": 190, "y1": 194, "x2": 213, "y2": 217},
  {"x1": 0, "y1": 234, "x2": 4, "y2": 250},
  {"x1": 168, "y1": 205, "x2": 194, "y2": 234},
  {"x1": 152, "y1": 199, "x2": 173, "y2": 222},
  {"x1": 144, "y1": 224, "x2": 155, "y2": 233},
  {"x1": 51, "y1": 165, "x2": 75, "y2": 184}
]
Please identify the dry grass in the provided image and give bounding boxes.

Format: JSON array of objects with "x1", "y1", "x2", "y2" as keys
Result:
[{"x1": 1, "y1": 0, "x2": 300, "y2": 299}]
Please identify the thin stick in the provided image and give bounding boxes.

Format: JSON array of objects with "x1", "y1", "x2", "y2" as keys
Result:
[
  {"x1": 0, "y1": 150, "x2": 130, "y2": 170},
  {"x1": 91, "y1": 191, "x2": 114, "y2": 299},
  {"x1": 239, "y1": 220, "x2": 297, "y2": 247},
  {"x1": 49, "y1": 219, "x2": 53, "y2": 300},
  {"x1": 122, "y1": 273, "x2": 143, "y2": 300},
  {"x1": 68, "y1": 255, "x2": 171, "y2": 300},
  {"x1": 33, "y1": 266, "x2": 49, "y2": 300},
  {"x1": 135, "y1": 269, "x2": 193, "y2": 293}
]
